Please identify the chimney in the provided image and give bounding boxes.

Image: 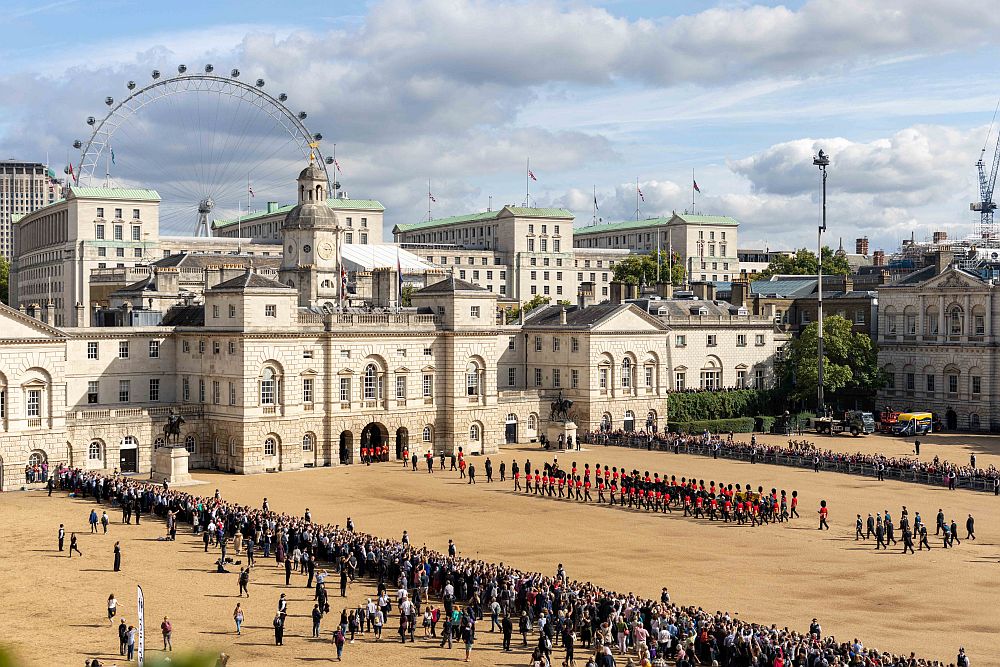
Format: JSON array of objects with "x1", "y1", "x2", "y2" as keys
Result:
[
  {"x1": 559, "y1": 307, "x2": 567, "y2": 325},
  {"x1": 691, "y1": 281, "x2": 716, "y2": 301},
  {"x1": 840, "y1": 274, "x2": 853, "y2": 293},
  {"x1": 577, "y1": 281, "x2": 596, "y2": 309},
  {"x1": 155, "y1": 267, "x2": 180, "y2": 295},
  {"x1": 880, "y1": 268, "x2": 891, "y2": 284},
  {"x1": 44, "y1": 301, "x2": 55, "y2": 324},
  {"x1": 730, "y1": 271, "x2": 750, "y2": 308},
  {"x1": 221, "y1": 263, "x2": 247, "y2": 284},
  {"x1": 934, "y1": 249, "x2": 954, "y2": 275},
  {"x1": 933, "y1": 230, "x2": 948, "y2": 244},
  {"x1": 872, "y1": 250, "x2": 886, "y2": 267},
  {"x1": 655, "y1": 282, "x2": 674, "y2": 299},
  {"x1": 855, "y1": 237, "x2": 869, "y2": 255},
  {"x1": 609, "y1": 281, "x2": 626, "y2": 305},
  {"x1": 75, "y1": 302, "x2": 85, "y2": 326}
]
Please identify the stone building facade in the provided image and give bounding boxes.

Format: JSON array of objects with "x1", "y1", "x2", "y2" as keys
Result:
[{"x1": 877, "y1": 260, "x2": 1000, "y2": 432}]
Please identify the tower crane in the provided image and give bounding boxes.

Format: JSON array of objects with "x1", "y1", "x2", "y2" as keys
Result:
[{"x1": 972, "y1": 99, "x2": 1000, "y2": 239}]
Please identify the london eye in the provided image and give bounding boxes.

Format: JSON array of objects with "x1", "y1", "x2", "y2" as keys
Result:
[{"x1": 71, "y1": 65, "x2": 337, "y2": 236}]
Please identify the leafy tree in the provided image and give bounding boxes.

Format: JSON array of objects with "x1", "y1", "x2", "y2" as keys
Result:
[
  {"x1": 0, "y1": 256, "x2": 8, "y2": 304},
  {"x1": 782, "y1": 315, "x2": 884, "y2": 403},
  {"x1": 504, "y1": 295, "x2": 551, "y2": 323},
  {"x1": 612, "y1": 251, "x2": 685, "y2": 286},
  {"x1": 758, "y1": 246, "x2": 850, "y2": 279},
  {"x1": 400, "y1": 283, "x2": 415, "y2": 307}
]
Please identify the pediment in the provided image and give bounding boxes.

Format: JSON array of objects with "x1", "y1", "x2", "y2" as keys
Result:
[
  {"x1": 925, "y1": 269, "x2": 985, "y2": 291},
  {"x1": 300, "y1": 368, "x2": 318, "y2": 376},
  {"x1": 421, "y1": 365, "x2": 436, "y2": 373},
  {"x1": 394, "y1": 366, "x2": 411, "y2": 374},
  {"x1": 0, "y1": 303, "x2": 66, "y2": 341},
  {"x1": 337, "y1": 368, "x2": 355, "y2": 376},
  {"x1": 591, "y1": 305, "x2": 670, "y2": 332}
]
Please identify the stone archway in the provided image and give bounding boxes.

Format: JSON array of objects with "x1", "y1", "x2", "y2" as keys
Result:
[
  {"x1": 946, "y1": 409, "x2": 958, "y2": 430},
  {"x1": 395, "y1": 427, "x2": 409, "y2": 460},
  {"x1": 361, "y1": 422, "x2": 389, "y2": 462},
  {"x1": 339, "y1": 431, "x2": 354, "y2": 465}
]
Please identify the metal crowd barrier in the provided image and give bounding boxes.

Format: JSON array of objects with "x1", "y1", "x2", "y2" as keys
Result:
[{"x1": 577, "y1": 434, "x2": 996, "y2": 494}]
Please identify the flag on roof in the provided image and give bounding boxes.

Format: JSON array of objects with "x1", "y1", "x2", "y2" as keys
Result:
[
  {"x1": 397, "y1": 249, "x2": 404, "y2": 298},
  {"x1": 637, "y1": 186, "x2": 645, "y2": 202},
  {"x1": 68, "y1": 163, "x2": 77, "y2": 183},
  {"x1": 528, "y1": 169, "x2": 537, "y2": 182},
  {"x1": 593, "y1": 194, "x2": 599, "y2": 211},
  {"x1": 333, "y1": 158, "x2": 343, "y2": 174},
  {"x1": 693, "y1": 180, "x2": 701, "y2": 193},
  {"x1": 341, "y1": 265, "x2": 348, "y2": 295},
  {"x1": 428, "y1": 191, "x2": 437, "y2": 203},
  {"x1": 110, "y1": 146, "x2": 116, "y2": 166},
  {"x1": 248, "y1": 184, "x2": 255, "y2": 198}
]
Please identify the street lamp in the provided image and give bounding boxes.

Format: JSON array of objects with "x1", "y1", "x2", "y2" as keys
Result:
[{"x1": 813, "y1": 149, "x2": 830, "y2": 418}]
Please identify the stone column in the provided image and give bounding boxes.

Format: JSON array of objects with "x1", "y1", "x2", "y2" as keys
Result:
[
  {"x1": 938, "y1": 295, "x2": 946, "y2": 342},
  {"x1": 918, "y1": 294, "x2": 925, "y2": 338},
  {"x1": 964, "y1": 294, "x2": 972, "y2": 339}
]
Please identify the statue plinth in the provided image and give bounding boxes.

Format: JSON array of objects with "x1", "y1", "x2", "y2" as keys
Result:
[
  {"x1": 546, "y1": 420, "x2": 578, "y2": 450},
  {"x1": 151, "y1": 445, "x2": 193, "y2": 485}
]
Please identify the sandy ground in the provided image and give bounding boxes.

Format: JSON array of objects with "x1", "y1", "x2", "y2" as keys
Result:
[{"x1": 1, "y1": 431, "x2": 998, "y2": 666}]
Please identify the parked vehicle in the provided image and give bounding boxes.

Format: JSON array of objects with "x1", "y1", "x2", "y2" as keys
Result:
[
  {"x1": 891, "y1": 412, "x2": 934, "y2": 436},
  {"x1": 815, "y1": 410, "x2": 876, "y2": 436}
]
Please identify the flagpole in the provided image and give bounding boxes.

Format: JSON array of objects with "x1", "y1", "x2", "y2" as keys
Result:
[
  {"x1": 105, "y1": 148, "x2": 110, "y2": 188},
  {"x1": 237, "y1": 201, "x2": 242, "y2": 254},
  {"x1": 692, "y1": 168, "x2": 696, "y2": 214},
  {"x1": 592, "y1": 185, "x2": 598, "y2": 225},
  {"x1": 427, "y1": 179, "x2": 432, "y2": 222},
  {"x1": 635, "y1": 177, "x2": 640, "y2": 221},
  {"x1": 332, "y1": 143, "x2": 337, "y2": 197},
  {"x1": 525, "y1": 158, "x2": 530, "y2": 207}
]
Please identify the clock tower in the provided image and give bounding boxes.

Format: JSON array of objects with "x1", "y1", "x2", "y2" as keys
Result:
[{"x1": 278, "y1": 161, "x2": 342, "y2": 307}]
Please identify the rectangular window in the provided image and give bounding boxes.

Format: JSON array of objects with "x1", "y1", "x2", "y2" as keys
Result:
[
  {"x1": 645, "y1": 366, "x2": 653, "y2": 387},
  {"x1": 265, "y1": 304, "x2": 277, "y2": 317},
  {"x1": 755, "y1": 369, "x2": 765, "y2": 389},
  {"x1": 228, "y1": 341, "x2": 236, "y2": 355},
  {"x1": 857, "y1": 309, "x2": 868, "y2": 325},
  {"x1": 507, "y1": 367, "x2": 516, "y2": 387},
  {"x1": 571, "y1": 369, "x2": 579, "y2": 388},
  {"x1": 198, "y1": 340, "x2": 205, "y2": 355},
  {"x1": 113, "y1": 225, "x2": 123, "y2": 240},
  {"x1": 213, "y1": 341, "x2": 220, "y2": 355},
  {"x1": 303, "y1": 349, "x2": 314, "y2": 359},
  {"x1": 736, "y1": 334, "x2": 747, "y2": 347},
  {"x1": 675, "y1": 372, "x2": 686, "y2": 391},
  {"x1": 535, "y1": 336, "x2": 542, "y2": 352},
  {"x1": 700, "y1": 370, "x2": 721, "y2": 390},
  {"x1": 534, "y1": 368, "x2": 542, "y2": 387},
  {"x1": 229, "y1": 382, "x2": 237, "y2": 405},
  {"x1": 119, "y1": 380, "x2": 130, "y2": 403},
  {"x1": 182, "y1": 378, "x2": 190, "y2": 401},
  {"x1": 96, "y1": 207, "x2": 104, "y2": 219},
  {"x1": 229, "y1": 304, "x2": 236, "y2": 318},
  {"x1": 905, "y1": 373, "x2": 915, "y2": 391},
  {"x1": 887, "y1": 373, "x2": 896, "y2": 390},
  {"x1": 148, "y1": 340, "x2": 159, "y2": 358},
  {"x1": 553, "y1": 369, "x2": 561, "y2": 388},
  {"x1": 87, "y1": 341, "x2": 98, "y2": 359},
  {"x1": 926, "y1": 374, "x2": 935, "y2": 392},
  {"x1": 905, "y1": 315, "x2": 916, "y2": 335},
  {"x1": 98, "y1": 246, "x2": 106, "y2": 257},
  {"x1": 422, "y1": 374, "x2": 433, "y2": 398},
  {"x1": 975, "y1": 315, "x2": 985, "y2": 335},
  {"x1": 470, "y1": 305, "x2": 480, "y2": 318},
  {"x1": 948, "y1": 374, "x2": 958, "y2": 394},
  {"x1": 118, "y1": 341, "x2": 129, "y2": 358},
  {"x1": 707, "y1": 334, "x2": 717, "y2": 347},
  {"x1": 209, "y1": 380, "x2": 218, "y2": 404},
  {"x1": 570, "y1": 337, "x2": 579, "y2": 352},
  {"x1": 737, "y1": 370, "x2": 747, "y2": 388},
  {"x1": 303, "y1": 378, "x2": 314, "y2": 403},
  {"x1": 755, "y1": 334, "x2": 766, "y2": 346},
  {"x1": 212, "y1": 304, "x2": 220, "y2": 319},
  {"x1": 87, "y1": 380, "x2": 99, "y2": 404},
  {"x1": 973, "y1": 376, "x2": 982, "y2": 395},
  {"x1": 27, "y1": 390, "x2": 41, "y2": 417},
  {"x1": 131, "y1": 226, "x2": 141, "y2": 241},
  {"x1": 114, "y1": 208, "x2": 122, "y2": 219},
  {"x1": 116, "y1": 247, "x2": 125, "y2": 258},
  {"x1": 395, "y1": 375, "x2": 406, "y2": 399},
  {"x1": 675, "y1": 335, "x2": 686, "y2": 347},
  {"x1": 552, "y1": 338, "x2": 560, "y2": 352},
  {"x1": 96, "y1": 224, "x2": 105, "y2": 240},
  {"x1": 340, "y1": 377, "x2": 351, "y2": 402},
  {"x1": 599, "y1": 367, "x2": 608, "y2": 389},
  {"x1": 132, "y1": 208, "x2": 140, "y2": 220},
  {"x1": 508, "y1": 337, "x2": 515, "y2": 350},
  {"x1": 423, "y1": 347, "x2": 432, "y2": 356},
  {"x1": 182, "y1": 341, "x2": 190, "y2": 353},
  {"x1": 148, "y1": 378, "x2": 160, "y2": 402},
  {"x1": 198, "y1": 379, "x2": 205, "y2": 403}
]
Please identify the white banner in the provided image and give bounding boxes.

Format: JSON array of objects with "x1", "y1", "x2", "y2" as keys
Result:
[{"x1": 137, "y1": 584, "x2": 145, "y2": 666}]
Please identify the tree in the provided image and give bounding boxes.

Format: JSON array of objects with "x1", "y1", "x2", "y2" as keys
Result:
[
  {"x1": 504, "y1": 295, "x2": 550, "y2": 323},
  {"x1": 611, "y1": 251, "x2": 685, "y2": 285},
  {"x1": 400, "y1": 284, "x2": 415, "y2": 307},
  {"x1": 782, "y1": 315, "x2": 884, "y2": 404},
  {"x1": 758, "y1": 247, "x2": 850, "y2": 279},
  {"x1": 0, "y1": 256, "x2": 8, "y2": 304}
]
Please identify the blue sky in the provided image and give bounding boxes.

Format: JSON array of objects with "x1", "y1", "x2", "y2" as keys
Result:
[{"x1": 3, "y1": 0, "x2": 999, "y2": 251}]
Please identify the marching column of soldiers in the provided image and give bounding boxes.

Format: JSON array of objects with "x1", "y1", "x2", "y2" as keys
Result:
[{"x1": 509, "y1": 457, "x2": 799, "y2": 527}]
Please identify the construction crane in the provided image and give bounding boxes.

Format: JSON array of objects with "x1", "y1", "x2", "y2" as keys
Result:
[{"x1": 972, "y1": 99, "x2": 1000, "y2": 240}]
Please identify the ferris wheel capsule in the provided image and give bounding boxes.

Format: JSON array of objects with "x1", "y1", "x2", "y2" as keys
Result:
[
  {"x1": 255, "y1": 78, "x2": 265, "y2": 88},
  {"x1": 298, "y1": 111, "x2": 307, "y2": 120},
  {"x1": 73, "y1": 140, "x2": 82, "y2": 149},
  {"x1": 105, "y1": 96, "x2": 114, "y2": 106},
  {"x1": 127, "y1": 81, "x2": 136, "y2": 90},
  {"x1": 313, "y1": 133, "x2": 323, "y2": 141},
  {"x1": 178, "y1": 64, "x2": 187, "y2": 74},
  {"x1": 204, "y1": 64, "x2": 214, "y2": 73},
  {"x1": 325, "y1": 157, "x2": 334, "y2": 165},
  {"x1": 151, "y1": 69, "x2": 160, "y2": 79},
  {"x1": 278, "y1": 93, "x2": 288, "y2": 102},
  {"x1": 230, "y1": 68, "x2": 240, "y2": 78},
  {"x1": 86, "y1": 116, "x2": 96, "y2": 125}
]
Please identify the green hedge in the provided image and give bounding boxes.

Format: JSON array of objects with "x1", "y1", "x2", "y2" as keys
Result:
[
  {"x1": 667, "y1": 417, "x2": 756, "y2": 434},
  {"x1": 667, "y1": 389, "x2": 779, "y2": 422}
]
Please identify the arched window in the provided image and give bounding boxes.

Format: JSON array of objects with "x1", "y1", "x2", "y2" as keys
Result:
[
  {"x1": 422, "y1": 425, "x2": 433, "y2": 442},
  {"x1": 469, "y1": 424, "x2": 480, "y2": 441},
  {"x1": 261, "y1": 367, "x2": 277, "y2": 405},
  {"x1": 363, "y1": 364, "x2": 378, "y2": 400},
  {"x1": 302, "y1": 433, "x2": 314, "y2": 452},
  {"x1": 229, "y1": 438, "x2": 237, "y2": 457},
  {"x1": 621, "y1": 358, "x2": 632, "y2": 388},
  {"x1": 601, "y1": 413, "x2": 612, "y2": 430},
  {"x1": 527, "y1": 414, "x2": 538, "y2": 431},
  {"x1": 466, "y1": 361, "x2": 481, "y2": 396},
  {"x1": 264, "y1": 437, "x2": 277, "y2": 457},
  {"x1": 506, "y1": 413, "x2": 518, "y2": 423},
  {"x1": 971, "y1": 413, "x2": 981, "y2": 429},
  {"x1": 624, "y1": 410, "x2": 635, "y2": 432},
  {"x1": 949, "y1": 306, "x2": 964, "y2": 335},
  {"x1": 184, "y1": 435, "x2": 196, "y2": 453},
  {"x1": 88, "y1": 441, "x2": 102, "y2": 460},
  {"x1": 213, "y1": 438, "x2": 221, "y2": 454},
  {"x1": 28, "y1": 450, "x2": 47, "y2": 466},
  {"x1": 154, "y1": 437, "x2": 165, "y2": 449}
]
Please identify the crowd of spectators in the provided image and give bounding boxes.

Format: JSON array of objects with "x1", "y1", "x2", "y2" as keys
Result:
[{"x1": 56, "y1": 465, "x2": 963, "y2": 666}]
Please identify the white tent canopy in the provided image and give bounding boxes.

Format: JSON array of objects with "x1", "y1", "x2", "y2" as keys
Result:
[{"x1": 341, "y1": 244, "x2": 437, "y2": 272}]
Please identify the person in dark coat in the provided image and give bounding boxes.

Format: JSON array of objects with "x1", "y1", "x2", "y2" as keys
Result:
[
  {"x1": 113, "y1": 542, "x2": 121, "y2": 571},
  {"x1": 273, "y1": 613, "x2": 285, "y2": 645}
]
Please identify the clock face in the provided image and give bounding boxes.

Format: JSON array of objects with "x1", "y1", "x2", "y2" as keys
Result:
[
  {"x1": 317, "y1": 241, "x2": 335, "y2": 260},
  {"x1": 303, "y1": 244, "x2": 312, "y2": 254}
]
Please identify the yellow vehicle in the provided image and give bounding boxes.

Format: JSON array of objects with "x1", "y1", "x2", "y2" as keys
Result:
[{"x1": 891, "y1": 412, "x2": 933, "y2": 436}]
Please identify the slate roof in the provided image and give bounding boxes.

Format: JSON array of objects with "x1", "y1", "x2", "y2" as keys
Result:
[
  {"x1": 525, "y1": 303, "x2": 625, "y2": 328},
  {"x1": 208, "y1": 271, "x2": 292, "y2": 292},
  {"x1": 153, "y1": 253, "x2": 281, "y2": 270},
  {"x1": 413, "y1": 277, "x2": 486, "y2": 294},
  {"x1": 574, "y1": 213, "x2": 739, "y2": 236},
  {"x1": 394, "y1": 206, "x2": 573, "y2": 233},
  {"x1": 213, "y1": 198, "x2": 384, "y2": 229},
  {"x1": 160, "y1": 305, "x2": 205, "y2": 327}
]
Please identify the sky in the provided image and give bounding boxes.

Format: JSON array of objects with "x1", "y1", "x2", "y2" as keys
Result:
[{"x1": 3, "y1": 0, "x2": 1000, "y2": 251}]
